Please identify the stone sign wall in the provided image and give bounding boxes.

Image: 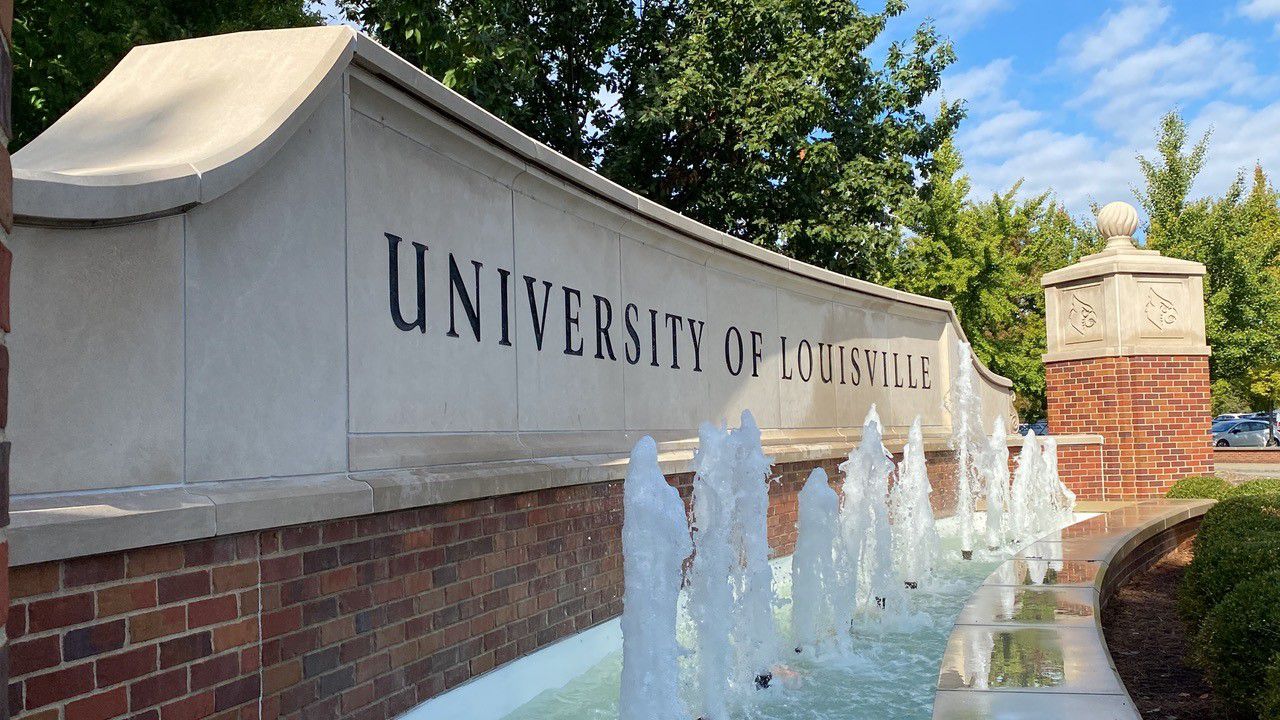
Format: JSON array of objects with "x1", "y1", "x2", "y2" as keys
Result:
[
  {"x1": 0, "y1": 26, "x2": 1097, "y2": 720},
  {"x1": 5, "y1": 26, "x2": 1012, "y2": 527}
]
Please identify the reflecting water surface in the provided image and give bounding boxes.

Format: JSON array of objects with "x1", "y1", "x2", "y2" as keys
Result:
[{"x1": 502, "y1": 519, "x2": 1003, "y2": 720}]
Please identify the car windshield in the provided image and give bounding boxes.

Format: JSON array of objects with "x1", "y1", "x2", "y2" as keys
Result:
[{"x1": 1212, "y1": 421, "x2": 1235, "y2": 432}]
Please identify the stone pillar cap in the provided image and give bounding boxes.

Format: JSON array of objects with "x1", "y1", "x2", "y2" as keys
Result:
[
  {"x1": 1041, "y1": 200, "x2": 1208, "y2": 361},
  {"x1": 1042, "y1": 201, "x2": 1204, "y2": 287}
]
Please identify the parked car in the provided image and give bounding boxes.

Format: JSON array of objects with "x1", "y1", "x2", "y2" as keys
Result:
[
  {"x1": 1213, "y1": 413, "x2": 1250, "y2": 423},
  {"x1": 1018, "y1": 419, "x2": 1049, "y2": 436},
  {"x1": 1212, "y1": 418, "x2": 1277, "y2": 447}
]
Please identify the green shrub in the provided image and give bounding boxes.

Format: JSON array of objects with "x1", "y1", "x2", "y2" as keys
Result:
[
  {"x1": 1227, "y1": 477, "x2": 1280, "y2": 498},
  {"x1": 1260, "y1": 655, "x2": 1280, "y2": 720},
  {"x1": 1167, "y1": 475, "x2": 1234, "y2": 499},
  {"x1": 1195, "y1": 572, "x2": 1280, "y2": 717},
  {"x1": 1178, "y1": 535, "x2": 1280, "y2": 630},
  {"x1": 1191, "y1": 493, "x2": 1280, "y2": 562}
]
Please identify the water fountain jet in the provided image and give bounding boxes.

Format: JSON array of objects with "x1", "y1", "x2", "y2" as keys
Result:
[
  {"x1": 792, "y1": 468, "x2": 841, "y2": 651},
  {"x1": 982, "y1": 417, "x2": 1011, "y2": 550},
  {"x1": 891, "y1": 417, "x2": 939, "y2": 588},
  {"x1": 949, "y1": 342, "x2": 984, "y2": 559},
  {"x1": 619, "y1": 437, "x2": 692, "y2": 720},
  {"x1": 840, "y1": 406, "x2": 899, "y2": 615}
]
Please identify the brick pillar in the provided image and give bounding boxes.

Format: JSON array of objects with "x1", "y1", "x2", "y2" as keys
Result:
[
  {"x1": 0, "y1": 1, "x2": 12, "y2": 715},
  {"x1": 1042, "y1": 202, "x2": 1213, "y2": 500}
]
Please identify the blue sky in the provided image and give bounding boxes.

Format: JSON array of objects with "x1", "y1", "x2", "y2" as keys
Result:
[
  {"x1": 320, "y1": 0, "x2": 1280, "y2": 218},
  {"x1": 899, "y1": 0, "x2": 1280, "y2": 217}
]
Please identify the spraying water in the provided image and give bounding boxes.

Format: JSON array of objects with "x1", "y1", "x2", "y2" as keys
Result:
[
  {"x1": 728, "y1": 412, "x2": 779, "y2": 689},
  {"x1": 689, "y1": 412, "x2": 779, "y2": 718},
  {"x1": 1041, "y1": 437, "x2": 1076, "y2": 525},
  {"x1": 949, "y1": 342, "x2": 984, "y2": 557},
  {"x1": 791, "y1": 468, "x2": 842, "y2": 651},
  {"x1": 1008, "y1": 429, "x2": 1040, "y2": 543},
  {"x1": 840, "y1": 406, "x2": 899, "y2": 614},
  {"x1": 982, "y1": 417, "x2": 1011, "y2": 550},
  {"x1": 619, "y1": 437, "x2": 693, "y2": 720},
  {"x1": 690, "y1": 422, "x2": 737, "y2": 718},
  {"x1": 890, "y1": 417, "x2": 939, "y2": 588}
]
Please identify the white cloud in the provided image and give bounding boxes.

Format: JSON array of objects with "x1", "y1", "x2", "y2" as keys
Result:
[
  {"x1": 944, "y1": 58, "x2": 1014, "y2": 107},
  {"x1": 1062, "y1": 0, "x2": 1170, "y2": 70},
  {"x1": 959, "y1": 113, "x2": 1140, "y2": 212},
  {"x1": 1075, "y1": 32, "x2": 1267, "y2": 141},
  {"x1": 1238, "y1": 0, "x2": 1280, "y2": 33},
  {"x1": 947, "y1": 0, "x2": 1280, "y2": 220},
  {"x1": 1186, "y1": 101, "x2": 1280, "y2": 196},
  {"x1": 908, "y1": 0, "x2": 1012, "y2": 35},
  {"x1": 1240, "y1": 0, "x2": 1280, "y2": 20}
]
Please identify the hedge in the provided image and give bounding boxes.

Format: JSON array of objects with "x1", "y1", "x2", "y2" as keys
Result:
[
  {"x1": 1194, "y1": 571, "x2": 1280, "y2": 717},
  {"x1": 1189, "y1": 493, "x2": 1280, "y2": 563},
  {"x1": 1167, "y1": 475, "x2": 1234, "y2": 500},
  {"x1": 1178, "y1": 535, "x2": 1280, "y2": 631},
  {"x1": 1227, "y1": 477, "x2": 1280, "y2": 498}
]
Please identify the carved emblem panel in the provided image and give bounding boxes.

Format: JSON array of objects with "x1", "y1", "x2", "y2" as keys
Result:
[
  {"x1": 1062, "y1": 283, "x2": 1103, "y2": 345},
  {"x1": 1137, "y1": 280, "x2": 1188, "y2": 339}
]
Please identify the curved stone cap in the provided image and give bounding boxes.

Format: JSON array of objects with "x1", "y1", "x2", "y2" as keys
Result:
[
  {"x1": 12, "y1": 26, "x2": 1011, "y2": 390},
  {"x1": 932, "y1": 498, "x2": 1213, "y2": 719},
  {"x1": 14, "y1": 26, "x2": 355, "y2": 222}
]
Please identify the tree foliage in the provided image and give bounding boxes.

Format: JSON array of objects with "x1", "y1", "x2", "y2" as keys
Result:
[
  {"x1": 895, "y1": 140, "x2": 1100, "y2": 419},
  {"x1": 12, "y1": 0, "x2": 322, "y2": 149},
  {"x1": 597, "y1": 0, "x2": 961, "y2": 282},
  {"x1": 345, "y1": 0, "x2": 960, "y2": 280},
  {"x1": 337, "y1": 0, "x2": 630, "y2": 165},
  {"x1": 1137, "y1": 111, "x2": 1280, "y2": 412}
]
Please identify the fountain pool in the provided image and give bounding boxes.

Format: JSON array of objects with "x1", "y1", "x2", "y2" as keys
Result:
[{"x1": 485, "y1": 513, "x2": 1092, "y2": 720}]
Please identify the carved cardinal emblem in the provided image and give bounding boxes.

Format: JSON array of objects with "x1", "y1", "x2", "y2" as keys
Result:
[
  {"x1": 1067, "y1": 294, "x2": 1097, "y2": 335},
  {"x1": 1144, "y1": 287, "x2": 1178, "y2": 329}
]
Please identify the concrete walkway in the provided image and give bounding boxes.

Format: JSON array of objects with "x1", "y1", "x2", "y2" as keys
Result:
[{"x1": 1217, "y1": 462, "x2": 1280, "y2": 480}]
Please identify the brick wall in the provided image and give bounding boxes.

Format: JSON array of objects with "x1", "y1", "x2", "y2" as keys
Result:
[
  {"x1": 8, "y1": 453, "x2": 970, "y2": 720},
  {"x1": 1046, "y1": 355, "x2": 1213, "y2": 499},
  {"x1": 1056, "y1": 444, "x2": 1104, "y2": 500},
  {"x1": 1214, "y1": 448, "x2": 1280, "y2": 465}
]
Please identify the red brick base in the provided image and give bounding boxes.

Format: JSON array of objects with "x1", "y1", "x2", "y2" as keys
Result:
[{"x1": 1046, "y1": 355, "x2": 1213, "y2": 499}]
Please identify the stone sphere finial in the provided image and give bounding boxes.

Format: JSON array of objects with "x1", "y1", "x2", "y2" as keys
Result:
[{"x1": 1096, "y1": 201, "x2": 1139, "y2": 250}]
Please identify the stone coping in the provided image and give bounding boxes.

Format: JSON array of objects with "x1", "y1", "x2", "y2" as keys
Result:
[
  {"x1": 931, "y1": 498, "x2": 1213, "y2": 719},
  {"x1": 8, "y1": 433, "x2": 1103, "y2": 567}
]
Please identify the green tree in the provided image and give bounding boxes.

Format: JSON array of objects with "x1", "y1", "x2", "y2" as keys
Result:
[
  {"x1": 896, "y1": 141, "x2": 1099, "y2": 418},
  {"x1": 344, "y1": 0, "x2": 959, "y2": 280},
  {"x1": 599, "y1": 0, "x2": 960, "y2": 282},
  {"x1": 12, "y1": 0, "x2": 322, "y2": 149},
  {"x1": 338, "y1": 0, "x2": 631, "y2": 165},
  {"x1": 1137, "y1": 111, "x2": 1280, "y2": 411}
]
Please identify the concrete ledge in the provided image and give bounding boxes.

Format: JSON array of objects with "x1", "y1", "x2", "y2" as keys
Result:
[
  {"x1": 6, "y1": 432, "x2": 1106, "y2": 566},
  {"x1": 188, "y1": 474, "x2": 374, "y2": 536},
  {"x1": 10, "y1": 488, "x2": 216, "y2": 566},
  {"x1": 932, "y1": 498, "x2": 1213, "y2": 719},
  {"x1": 9, "y1": 438, "x2": 862, "y2": 565}
]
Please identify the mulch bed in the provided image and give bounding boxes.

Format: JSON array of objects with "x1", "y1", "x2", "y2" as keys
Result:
[{"x1": 1101, "y1": 539, "x2": 1218, "y2": 719}]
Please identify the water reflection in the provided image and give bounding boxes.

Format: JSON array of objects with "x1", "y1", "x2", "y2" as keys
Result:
[{"x1": 939, "y1": 629, "x2": 1066, "y2": 690}]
